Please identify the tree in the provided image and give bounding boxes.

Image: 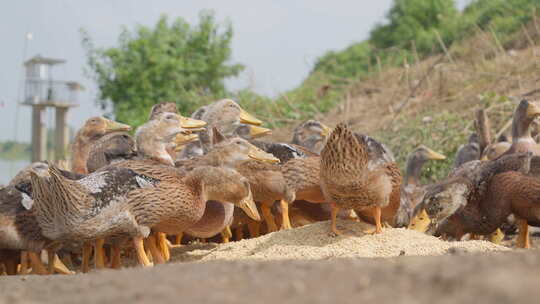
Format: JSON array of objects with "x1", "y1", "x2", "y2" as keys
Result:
[
  {"x1": 82, "y1": 11, "x2": 244, "y2": 127},
  {"x1": 370, "y1": 0, "x2": 458, "y2": 53}
]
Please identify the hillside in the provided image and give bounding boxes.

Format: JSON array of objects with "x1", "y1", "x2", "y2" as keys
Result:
[{"x1": 268, "y1": 19, "x2": 540, "y2": 182}]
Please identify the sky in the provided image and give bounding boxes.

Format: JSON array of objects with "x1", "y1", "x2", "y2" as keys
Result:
[{"x1": 0, "y1": 0, "x2": 470, "y2": 142}]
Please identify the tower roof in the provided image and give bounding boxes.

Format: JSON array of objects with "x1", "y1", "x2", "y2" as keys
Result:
[{"x1": 24, "y1": 55, "x2": 66, "y2": 67}]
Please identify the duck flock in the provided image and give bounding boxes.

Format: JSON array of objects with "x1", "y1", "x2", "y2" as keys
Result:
[{"x1": 1, "y1": 98, "x2": 539, "y2": 275}]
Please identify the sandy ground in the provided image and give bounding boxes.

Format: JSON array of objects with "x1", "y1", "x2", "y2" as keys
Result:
[
  {"x1": 2, "y1": 251, "x2": 540, "y2": 304},
  {"x1": 1, "y1": 221, "x2": 538, "y2": 304}
]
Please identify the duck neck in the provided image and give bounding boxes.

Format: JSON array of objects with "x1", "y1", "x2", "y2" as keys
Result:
[
  {"x1": 31, "y1": 170, "x2": 91, "y2": 227},
  {"x1": 71, "y1": 132, "x2": 95, "y2": 174},
  {"x1": 137, "y1": 137, "x2": 174, "y2": 166},
  {"x1": 405, "y1": 155, "x2": 426, "y2": 186},
  {"x1": 511, "y1": 110, "x2": 534, "y2": 141},
  {"x1": 183, "y1": 171, "x2": 208, "y2": 208}
]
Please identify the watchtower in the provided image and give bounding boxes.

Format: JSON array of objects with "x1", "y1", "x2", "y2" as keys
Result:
[{"x1": 22, "y1": 55, "x2": 84, "y2": 162}]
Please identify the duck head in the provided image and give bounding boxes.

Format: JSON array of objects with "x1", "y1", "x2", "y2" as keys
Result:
[
  {"x1": 512, "y1": 99, "x2": 540, "y2": 140},
  {"x1": 405, "y1": 145, "x2": 446, "y2": 186},
  {"x1": 202, "y1": 99, "x2": 263, "y2": 135},
  {"x1": 79, "y1": 117, "x2": 132, "y2": 140},
  {"x1": 203, "y1": 135, "x2": 279, "y2": 168},
  {"x1": 419, "y1": 181, "x2": 469, "y2": 234},
  {"x1": 188, "y1": 166, "x2": 261, "y2": 221},
  {"x1": 291, "y1": 120, "x2": 331, "y2": 152},
  {"x1": 148, "y1": 102, "x2": 178, "y2": 120},
  {"x1": 136, "y1": 113, "x2": 206, "y2": 165}
]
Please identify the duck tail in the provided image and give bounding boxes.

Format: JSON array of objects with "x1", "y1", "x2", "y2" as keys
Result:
[{"x1": 321, "y1": 123, "x2": 369, "y2": 174}]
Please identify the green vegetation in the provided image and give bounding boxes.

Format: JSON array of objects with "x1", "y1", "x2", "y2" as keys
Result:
[
  {"x1": 241, "y1": 0, "x2": 540, "y2": 129},
  {"x1": 82, "y1": 11, "x2": 244, "y2": 128},
  {"x1": 0, "y1": 141, "x2": 31, "y2": 161}
]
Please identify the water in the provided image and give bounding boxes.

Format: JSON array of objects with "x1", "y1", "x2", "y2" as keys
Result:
[{"x1": 0, "y1": 159, "x2": 30, "y2": 185}]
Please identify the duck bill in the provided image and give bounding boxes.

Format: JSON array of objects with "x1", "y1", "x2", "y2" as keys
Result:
[
  {"x1": 480, "y1": 154, "x2": 488, "y2": 161},
  {"x1": 527, "y1": 102, "x2": 540, "y2": 118},
  {"x1": 180, "y1": 116, "x2": 207, "y2": 129},
  {"x1": 239, "y1": 109, "x2": 263, "y2": 126},
  {"x1": 407, "y1": 209, "x2": 431, "y2": 232},
  {"x1": 248, "y1": 148, "x2": 280, "y2": 164},
  {"x1": 426, "y1": 148, "x2": 446, "y2": 160},
  {"x1": 238, "y1": 189, "x2": 260, "y2": 221},
  {"x1": 320, "y1": 124, "x2": 331, "y2": 137},
  {"x1": 173, "y1": 133, "x2": 199, "y2": 152},
  {"x1": 249, "y1": 125, "x2": 272, "y2": 138},
  {"x1": 105, "y1": 119, "x2": 132, "y2": 132}
]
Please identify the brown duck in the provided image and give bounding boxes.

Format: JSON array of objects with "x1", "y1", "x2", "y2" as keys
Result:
[{"x1": 320, "y1": 123, "x2": 401, "y2": 235}]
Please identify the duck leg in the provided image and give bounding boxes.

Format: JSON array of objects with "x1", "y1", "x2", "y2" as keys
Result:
[
  {"x1": 94, "y1": 238, "x2": 106, "y2": 269},
  {"x1": 81, "y1": 241, "x2": 93, "y2": 273},
  {"x1": 157, "y1": 233, "x2": 170, "y2": 261},
  {"x1": 261, "y1": 204, "x2": 278, "y2": 233},
  {"x1": 235, "y1": 227, "x2": 244, "y2": 241},
  {"x1": 146, "y1": 235, "x2": 165, "y2": 265},
  {"x1": 133, "y1": 237, "x2": 152, "y2": 267},
  {"x1": 362, "y1": 206, "x2": 383, "y2": 234},
  {"x1": 173, "y1": 233, "x2": 183, "y2": 245},
  {"x1": 28, "y1": 251, "x2": 48, "y2": 275},
  {"x1": 280, "y1": 200, "x2": 292, "y2": 230},
  {"x1": 221, "y1": 226, "x2": 232, "y2": 243},
  {"x1": 330, "y1": 203, "x2": 344, "y2": 236},
  {"x1": 247, "y1": 221, "x2": 261, "y2": 238},
  {"x1": 517, "y1": 219, "x2": 531, "y2": 249},
  {"x1": 20, "y1": 251, "x2": 29, "y2": 275},
  {"x1": 110, "y1": 243, "x2": 122, "y2": 269},
  {"x1": 47, "y1": 249, "x2": 56, "y2": 274},
  {"x1": 4, "y1": 257, "x2": 17, "y2": 275},
  {"x1": 51, "y1": 254, "x2": 74, "y2": 275}
]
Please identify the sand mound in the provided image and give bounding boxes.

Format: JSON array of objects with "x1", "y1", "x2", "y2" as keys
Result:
[{"x1": 172, "y1": 220, "x2": 509, "y2": 262}]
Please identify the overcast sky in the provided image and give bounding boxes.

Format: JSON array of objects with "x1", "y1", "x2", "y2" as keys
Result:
[{"x1": 0, "y1": 0, "x2": 470, "y2": 142}]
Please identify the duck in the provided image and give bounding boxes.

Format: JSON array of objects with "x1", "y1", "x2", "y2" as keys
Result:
[
  {"x1": 70, "y1": 117, "x2": 131, "y2": 174},
  {"x1": 0, "y1": 162, "x2": 85, "y2": 275},
  {"x1": 485, "y1": 170, "x2": 540, "y2": 248},
  {"x1": 402, "y1": 146, "x2": 446, "y2": 231},
  {"x1": 453, "y1": 133, "x2": 480, "y2": 169},
  {"x1": 320, "y1": 123, "x2": 401, "y2": 235},
  {"x1": 280, "y1": 128, "x2": 401, "y2": 230},
  {"x1": 419, "y1": 152, "x2": 533, "y2": 240},
  {"x1": 499, "y1": 99, "x2": 540, "y2": 156}
]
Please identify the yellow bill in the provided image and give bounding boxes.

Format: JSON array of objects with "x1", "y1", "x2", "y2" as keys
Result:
[
  {"x1": 105, "y1": 119, "x2": 132, "y2": 132},
  {"x1": 320, "y1": 124, "x2": 331, "y2": 137},
  {"x1": 180, "y1": 116, "x2": 207, "y2": 129},
  {"x1": 248, "y1": 147, "x2": 280, "y2": 164},
  {"x1": 238, "y1": 188, "x2": 261, "y2": 221},
  {"x1": 249, "y1": 125, "x2": 272, "y2": 138},
  {"x1": 527, "y1": 101, "x2": 540, "y2": 117},
  {"x1": 408, "y1": 209, "x2": 431, "y2": 233},
  {"x1": 174, "y1": 133, "x2": 199, "y2": 152},
  {"x1": 425, "y1": 147, "x2": 446, "y2": 160},
  {"x1": 239, "y1": 108, "x2": 263, "y2": 126}
]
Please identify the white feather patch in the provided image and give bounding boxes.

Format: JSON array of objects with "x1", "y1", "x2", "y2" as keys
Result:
[{"x1": 21, "y1": 193, "x2": 34, "y2": 210}]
